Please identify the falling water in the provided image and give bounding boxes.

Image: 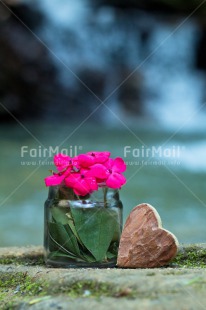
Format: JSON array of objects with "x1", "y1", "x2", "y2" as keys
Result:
[{"x1": 35, "y1": 0, "x2": 206, "y2": 130}]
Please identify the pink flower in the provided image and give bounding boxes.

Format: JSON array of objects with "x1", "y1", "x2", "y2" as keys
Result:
[
  {"x1": 65, "y1": 169, "x2": 98, "y2": 196},
  {"x1": 89, "y1": 164, "x2": 108, "y2": 180},
  {"x1": 44, "y1": 164, "x2": 72, "y2": 187},
  {"x1": 44, "y1": 151, "x2": 127, "y2": 195},
  {"x1": 78, "y1": 151, "x2": 110, "y2": 167},
  {"x1": 105, "y1": 158, "x2": 127, "y2": 189},
  {"x1": 54, "y1": 154, "x2": 72, "y2": 172},
  {"x1": 44, "y1": 173, "x2": 65, "y2": 187},
  {"x1": 89, "y1": 158, "x2": 127, "y2": 189},
  {"x1": 71, "y1": 156, "x2": 81, "y2": 171},
  {"x1": 44, "y1": 154, "x2": 81, "y2": 188}
]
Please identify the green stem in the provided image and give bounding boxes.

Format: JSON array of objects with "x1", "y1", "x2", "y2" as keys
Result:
[{"x1": 103, "y1": 187, "x2": 108, "y2": 208}]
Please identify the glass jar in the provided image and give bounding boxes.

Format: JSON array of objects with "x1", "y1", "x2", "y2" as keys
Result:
[{"x1": 44, "y1": 185, "x2": 123, "y2": 268}]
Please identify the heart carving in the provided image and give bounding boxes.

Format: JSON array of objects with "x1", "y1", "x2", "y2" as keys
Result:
[{"x1": 117, "y1": 203, "x2": 179, "y2": 268}]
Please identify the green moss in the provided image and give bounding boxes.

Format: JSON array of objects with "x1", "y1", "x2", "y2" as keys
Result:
[
  {"x1": 66, "y1": 281, "x2": 113, "y2": 298},
  {"x1": 0, "y1": 272, "x2": 48, "y2": 310},
  {"x1": 146, "y1": 272, "x2": 156, "y2": 276},
  {"x1": 171, "y1": 246, "x2": 206, "y2": 268},
  {"x1": 0, "y1": 272, "x2": 39, "y2": 292},
  {"x1": 0, "y1": 271, "x2": 136, "y2": 309},
  {"x1": 0, "y1": 255, "x2": 44, "y2": 266},
  {"x1": 180, "y1": 276, "x2": 206, "y2": 292},
  {"x1": 63, "y1": 281, "x2": 135, "y2": 299}
]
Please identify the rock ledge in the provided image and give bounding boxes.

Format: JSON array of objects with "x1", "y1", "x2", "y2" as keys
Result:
[{"x1": 0, "y1": 244, "x2": 206, "y2": 310}]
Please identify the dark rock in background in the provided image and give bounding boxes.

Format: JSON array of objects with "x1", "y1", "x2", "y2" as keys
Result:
[
  {"x1": 196, "y1": 26, "x2": 206, "y2": 71},
  {"x1": 0, "y1": 1, "x2": 56, "y2": 121},
  {"x1": 0, "y1": 1, "x2": 91, "y2": 122},
  {"x1": 94, "y1": 0, "x2": 206, "y2": 15},
  {"x1": 118, "y1": 67, "x2": 144, "y2": 116}
]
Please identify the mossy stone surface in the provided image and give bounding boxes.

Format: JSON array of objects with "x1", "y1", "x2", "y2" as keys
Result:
[
  {"x1": 172, "y1": 245, "x2": 206, "y2": 268},
  {"x1": 0, "y1": 245, "x2": 206, "y2": 309}
]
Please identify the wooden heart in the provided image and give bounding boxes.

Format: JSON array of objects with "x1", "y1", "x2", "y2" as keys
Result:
[{"x1": 117, "y1": 203, "x2": 179, "y2": 268}]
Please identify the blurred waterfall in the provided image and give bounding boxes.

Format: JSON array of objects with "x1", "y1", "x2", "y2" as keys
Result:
[{"x1": 35, "y1": 0, "x2": 206, "y2": 129}]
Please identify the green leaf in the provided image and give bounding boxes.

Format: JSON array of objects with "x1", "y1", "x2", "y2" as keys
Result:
[
  {"x1": 64, "y1": 224, "x2": 82, "y2": 257},
  {"x1": 112, "y1": 220, "x2": 121, "y2": 242},
  {"x1": 48, "y1": 251, "x2": 77, "y2": 260},
  {"x1": 51, "y1": 207, "x2": 85, "y2": 248},
  {"x1": 48, "y1": 250, "x2": 96, "y2": 263},
  {"x1": 48, "y1": 222, "x2": 81, "y2": 258},
  {"x1": 47, "y1": 232, "x2": 61, "y2": 253},
  {"x1": 106, "y1": 251, "x2": 116, "y2": 259},
  {"x1": 70, "y1": 207, "x2": 117, "y2": 262},
  {"x1": 80, "y1": 252, "x2": 96, "y2": 263},
  {"x1": 65, "y1": 212, "x2": 85, "y2": 247},
  {"x1": 51, "y1": 207, "x2": 69, "y2": 225}
]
